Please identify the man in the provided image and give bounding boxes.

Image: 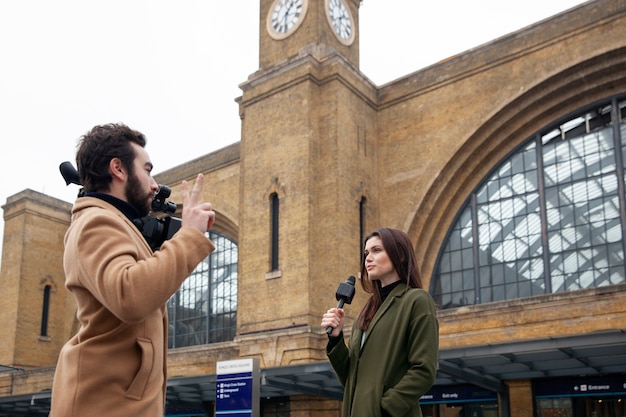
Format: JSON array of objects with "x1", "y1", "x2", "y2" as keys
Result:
[{"x1": 50, "y1": 123, "x2": 216, "y2": 416}]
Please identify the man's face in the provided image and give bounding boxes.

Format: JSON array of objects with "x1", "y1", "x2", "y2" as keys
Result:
[{"x1": 125, "y1": 143, "x2": 158, "y2": 217}]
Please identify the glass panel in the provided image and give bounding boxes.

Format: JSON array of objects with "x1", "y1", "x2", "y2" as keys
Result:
[
  {"x1": 432, "y1": 206, "x2": 473, "y2": 308},
  {"x1": 474, "y1": 142, "x2": 544, "y2": 303},
  {"x1": 432, "y1": 96, "x2": 626, "y2": 309},
  {"x1": 536, "y1": 398, "x2": 573, "y2": 417},
  {"x1": 167, "y1": 231, "x2": 238, "y2": 348},
  {"x1": 544, "y1": 127, "x2": 624, "y2": 294}
]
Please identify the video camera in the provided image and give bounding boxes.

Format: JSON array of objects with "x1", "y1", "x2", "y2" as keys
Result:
[{"x1": 59, "y1": 161, "x2": 182, "y2": 251}]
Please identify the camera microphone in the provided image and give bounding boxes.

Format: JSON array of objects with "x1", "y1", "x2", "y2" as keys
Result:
[
  {"x1": 59, "y1": 161, "x2": 81, "y2": 186},
  {"x1": 59, "y1": 161, "x2": 85, "y2": 197},
  {"x1": 326, "y1": 276, "x2": 356, "y2": 335}
]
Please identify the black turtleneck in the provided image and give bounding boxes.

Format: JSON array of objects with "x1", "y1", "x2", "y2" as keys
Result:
[
  {"x1": 380, "y1": 279, "x2": 403, "y2": 302},
  {"x1": 84, "y1": 192, "x2": 142, "y2": 222}
]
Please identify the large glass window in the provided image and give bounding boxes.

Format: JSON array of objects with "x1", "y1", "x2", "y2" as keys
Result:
[
  {"x1": 167, "y1": 231, "x2": 238, "y2": 348},
  {"x1": 432, "y1": 95, "x2": 626, "y2": 309}
]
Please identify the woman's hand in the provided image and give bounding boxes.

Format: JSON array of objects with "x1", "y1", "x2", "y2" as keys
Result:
[{"x1": 321, "y1": 307, "x2": 345, "y2": 337}]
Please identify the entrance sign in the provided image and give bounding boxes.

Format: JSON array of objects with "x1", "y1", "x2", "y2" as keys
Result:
[
  {"x1": 215, "y1": 358, "x2": 260, "y2": 417},
  {"x1": 535, "y1": 375, "x2": 626, "y2": 398}
]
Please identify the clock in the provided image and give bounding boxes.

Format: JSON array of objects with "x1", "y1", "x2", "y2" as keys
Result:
[
  {"x1": 267, "y1": 0, "x2": 308, "y2": 40},
  {"x1": 325, "y1": 0, "x2": 355, "y2": 45}
]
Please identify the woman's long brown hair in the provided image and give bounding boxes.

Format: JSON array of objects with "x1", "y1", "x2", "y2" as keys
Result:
[{"x1": 356, "y1": 228, "x2": 423, "y2": 331}]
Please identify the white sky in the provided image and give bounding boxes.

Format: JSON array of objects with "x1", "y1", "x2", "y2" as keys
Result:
[{"x1": 0, "y1": 0, "x2": 587, "y2": 261}]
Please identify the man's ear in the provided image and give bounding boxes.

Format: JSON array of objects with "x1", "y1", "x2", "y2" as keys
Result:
[{"x1": 109, "y1": 158, "x2": 126, "y2": 181}]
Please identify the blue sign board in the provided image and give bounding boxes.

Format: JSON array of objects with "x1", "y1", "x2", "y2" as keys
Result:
[
  {"x1": 215, "y1": 358, "x2": 260, "y2": 417},
  {"x1": 535, "y1": 375, "x2": 626, "y2": 398},
  {"x1": 420, "y1": 385, "x2": 498, "y2": 404}
]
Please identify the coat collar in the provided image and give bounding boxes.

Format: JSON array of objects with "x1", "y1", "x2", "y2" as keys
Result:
[
  {"x1": 72, "y1": 196, "x2": 153, "y2": 253},
  {"x1": 360, "y1": 284, "x2": 408, "y2": 349}
]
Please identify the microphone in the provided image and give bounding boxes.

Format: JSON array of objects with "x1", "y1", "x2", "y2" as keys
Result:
[
  {"x1": 326, "y1": 276, "x2": 356, "y2": 335},
  {"x1": 59, "y1": 161, "x2": 81, "y2": 186},
  {"x1": 59, "y1": 161, "x2": 85, "y2": 197}
]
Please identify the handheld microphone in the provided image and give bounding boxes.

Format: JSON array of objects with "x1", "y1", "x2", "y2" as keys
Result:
[{"x1": 326, "y1": 276, "x2": 356, "y2": 335}]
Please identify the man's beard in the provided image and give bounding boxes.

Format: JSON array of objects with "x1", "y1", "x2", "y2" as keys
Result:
[{"x1": 125, "y1": 172, "x2": 152, "y2": 217}]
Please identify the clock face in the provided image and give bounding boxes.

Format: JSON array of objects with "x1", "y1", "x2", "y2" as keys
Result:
[
  {"x1": 267, "y1": 0, "x2": 308, "y2": 40},
  {"x1": 326, "y1": 0, "x2": 354, "y2": 45}
]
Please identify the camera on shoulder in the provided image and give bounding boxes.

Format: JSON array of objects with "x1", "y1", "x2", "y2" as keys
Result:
[
  {"x1": 59, "y1": 161, "x2": 182, "y2": 251},
  {"x1": 133, "y1": 184, "x2": 182, "y2": 251}
]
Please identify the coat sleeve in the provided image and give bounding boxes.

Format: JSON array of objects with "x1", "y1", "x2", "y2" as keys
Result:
[
  {"x1": 67, "y1": 209, "x2": 214, "y2": 323},
  {"x1": 380, "y1": 290, "x2": 439, "y2": 416},
  {"x1": 326, "y1": 333, "x2": 352, "y2": 387}
]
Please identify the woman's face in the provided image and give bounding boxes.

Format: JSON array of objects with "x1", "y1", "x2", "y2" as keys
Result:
[{"x1": 364, "y1": 236, "x2": 400, "y2": 287}]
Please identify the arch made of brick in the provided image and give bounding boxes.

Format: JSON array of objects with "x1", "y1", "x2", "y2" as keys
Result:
[
  {"x1": 211, "y1": 208, "x2": 239, "y2": 243},
  {"x1": 410, "y1": 47, "x2": 626, "y2": 282}
]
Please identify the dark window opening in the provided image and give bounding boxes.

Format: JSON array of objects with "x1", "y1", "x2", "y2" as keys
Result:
[
  {"x1": 270, "y1": 192, "x2": 280, "y2": 271},
  {"x1": 40, "y1": 285, "x2": 51, "y2": 337},
  {"x1": 359, "y1": 196, "x2": 367, "y2": 264}
]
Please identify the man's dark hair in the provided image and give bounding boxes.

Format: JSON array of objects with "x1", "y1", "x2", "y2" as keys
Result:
[{"x1": 76, "y1": 123, "x2": 147, "y2": 193}]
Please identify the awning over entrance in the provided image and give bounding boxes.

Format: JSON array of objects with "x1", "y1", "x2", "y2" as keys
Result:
[
  {"x1": 1, "y1": 330, "x2": 624, "y2": 416},
  {"x1": 436, "y1": 329, "x2": 626, "y2": 393}
]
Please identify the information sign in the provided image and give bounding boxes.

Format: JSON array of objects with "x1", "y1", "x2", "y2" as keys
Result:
[
  {"x1": 535, "y1": 375, "x2": 626, "y2": 398},
  {"x1": 215, "y1": 358, "x2": 260, "y2": 417}
]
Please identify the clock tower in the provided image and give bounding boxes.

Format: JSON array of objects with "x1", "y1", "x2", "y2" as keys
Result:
[
  {"x1": 235, "y1": 0, "x2": 377, "y2": 365},
  {"x1": 259, "y1": 0, "x2": 360, "y2": 69}
]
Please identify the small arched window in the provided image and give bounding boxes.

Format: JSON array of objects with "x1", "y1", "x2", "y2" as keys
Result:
[
  {"x1": 359, "y1": 196, "x2": 367, "y2": 264},
  {"x1": 40, "y1": 285, "x2": 51, "y2": 337},
  {"x1": 270, "y1": 192, "x2": 280, "y2": 271}
]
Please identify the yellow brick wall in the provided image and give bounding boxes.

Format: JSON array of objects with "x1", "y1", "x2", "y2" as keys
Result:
[
  {"x1": 438, "y1": 284, "x2": 626, "y2": 349},
  {"x1": 0, "y1": 190, "x2": 73, "y2": 369}
]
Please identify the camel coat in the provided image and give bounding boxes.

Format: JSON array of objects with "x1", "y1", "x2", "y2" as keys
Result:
[
  {"x1": 50, "y1": 196, "x2": 214, "y2": 417},
  {"x1": 327, "y1": 286, "x2": 439, "y2": 417}
]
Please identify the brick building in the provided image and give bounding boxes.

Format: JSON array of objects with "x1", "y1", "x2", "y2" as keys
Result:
[{"x1": 1, "y1": 0, "x2": 625, "y2": 416}]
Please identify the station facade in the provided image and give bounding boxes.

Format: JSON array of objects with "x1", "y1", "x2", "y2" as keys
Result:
[{"x1": 1, "y1": 0, "x2": 626, "y2": 416}]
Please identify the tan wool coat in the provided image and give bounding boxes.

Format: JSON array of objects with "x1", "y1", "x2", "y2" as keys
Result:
[{"x1": 50, "y1": 196, "x2": 214, "y2": 417}]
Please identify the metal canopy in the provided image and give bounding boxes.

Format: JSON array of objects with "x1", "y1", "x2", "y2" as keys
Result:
[
  {"x1": 436, "y1": 329, "x2": 626, "y2": 393},
  {"x1": 1, "y1": 330, "x2": 625, "y2": 416}
]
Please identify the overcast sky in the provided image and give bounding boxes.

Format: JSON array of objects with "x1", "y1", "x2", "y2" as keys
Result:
[{"x1": 0, "y1": 0, "x2": 586, "y2": 261}]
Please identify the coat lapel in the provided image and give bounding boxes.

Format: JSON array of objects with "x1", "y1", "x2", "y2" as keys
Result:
[{"x1": 360, "y1": 285, "x2": 407, "y2": 350}]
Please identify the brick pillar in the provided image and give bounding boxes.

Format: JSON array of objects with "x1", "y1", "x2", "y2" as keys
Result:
[{"x1": 506, "y1": 379, "x2": 533, "y2": 417}]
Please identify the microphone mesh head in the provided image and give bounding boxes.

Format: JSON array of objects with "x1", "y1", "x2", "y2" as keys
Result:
[{"x1": 336, "y1": 276, "x2": 356, "y2": 304}]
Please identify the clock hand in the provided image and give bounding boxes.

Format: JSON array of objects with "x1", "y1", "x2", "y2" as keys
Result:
[{"x1": 279, "y1": 5, "x2": 289, "y2": 26}]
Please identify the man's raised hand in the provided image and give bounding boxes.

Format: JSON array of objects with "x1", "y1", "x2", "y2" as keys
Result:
[{"x1": 181, "y1": 174, "x2": 215, "y2": 233}]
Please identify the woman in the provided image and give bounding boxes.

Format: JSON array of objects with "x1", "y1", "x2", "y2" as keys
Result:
[{"x1": 321, "y1": 227, "x2": 439, "y2": 417}]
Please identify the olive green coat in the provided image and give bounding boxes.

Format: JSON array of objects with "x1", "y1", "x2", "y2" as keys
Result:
[{"x1": 327, "y1": 286, "x2": 439, "y2": 417}]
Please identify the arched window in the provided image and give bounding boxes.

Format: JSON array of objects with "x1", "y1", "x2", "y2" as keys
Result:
[
  {"x1": 40, "y1": 285, "x2": 51, "y2": 337},
  {"x1": 359, "y1": 196, "x2": 367, "y2": 264},
  {"x1": 270, "y1": 192, "x2": 280, "y2": 271},
  {"x1": 167, "y1": 231, "x2": 238, "y2": 348},
  {"x1": 432, "y1": 95, "x2": 626, "y2": 309}
]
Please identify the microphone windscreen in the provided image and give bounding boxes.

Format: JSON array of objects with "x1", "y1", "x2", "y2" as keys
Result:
[
  {"x1": 335, "y1": 276, "x2": 356, "y2": 304},
  {"x1": 59, "y1": 161, "x2": 80, "y2": 186}
]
